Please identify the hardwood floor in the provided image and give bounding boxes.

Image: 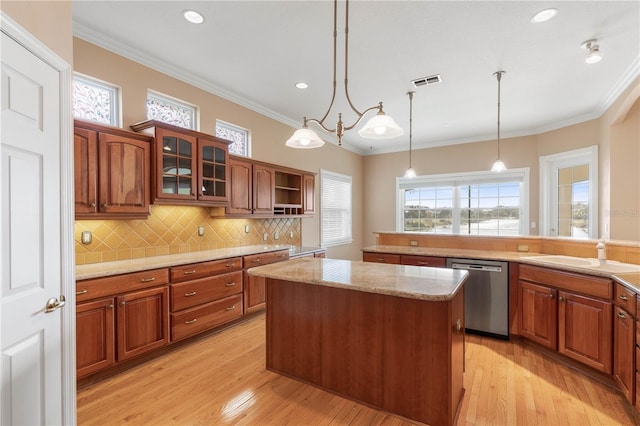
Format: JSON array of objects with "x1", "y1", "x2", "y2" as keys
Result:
[{"x1": 77, "y1": 313, "x2": 640, "y2": 425}]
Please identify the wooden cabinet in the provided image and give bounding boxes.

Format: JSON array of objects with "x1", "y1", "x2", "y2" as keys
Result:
[
  {"x1": 303, "y1": 174, "x2": 315, "y2": 215},
  {"x1": 558, "y1": 291, "x2": 612, "y2": 373},
  {"x1": 274, "y1": 169, "x2": 302, "y2": 215},
  {"x1": 614, "y1": 283, "x2": 636, "y2": 403},
  {"x1": 243, "y1": 250, "x2": 289, "y2": 313},
  {"x1": 519, "y1": 281, "x2": 558, "y2": 350},
  {"x1": 400, "y1": 255, "x2": 446, "y2": 267},
  {"x1": 226, "y1": 156, "x2": 275, "y2": 215},
  {"x1": 74, "y1": 120, "x2": 152, "y2": 219},
  {"x1": 75, "y1": 268, "x2": 170, "y2": 378},
  {"x1": 169, "y1": 257, "x2": 244, "y2": 341},
  {"x1": 130, "y1": 120, "x2": 230, "y2": 206},
  {"x1": 253, "y1": 163, "x2": 275, "y2": 214},
  {"x1": 362, "y1": 252, "x2": 401, "y2": 264},
  {"x1": 636, "y1": 294, "x2": 640, "y2": 411},
  {"x1": 518, "y1": 264, "x2": 613, "y2": 374}
]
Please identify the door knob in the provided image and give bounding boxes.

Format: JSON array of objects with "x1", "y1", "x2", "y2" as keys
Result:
[{"x1": 45, "y1": 295, "x2": 66, "y2": 313}]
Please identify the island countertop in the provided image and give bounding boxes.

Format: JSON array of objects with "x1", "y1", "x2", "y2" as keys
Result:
[{"x1": 248, "y1": 257, "x2": 468, "y2": 301}]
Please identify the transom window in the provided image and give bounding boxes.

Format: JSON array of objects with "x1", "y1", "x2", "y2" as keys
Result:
[
  {"x1": 146, "y1": 91, "x2": 197, "y2": 130},
  {"x1": 73, "y1": 74, "x2": 120, "y2": 126},
  {"x1": 397, "y1": 169, "x2": 529, "y2": 236},
  {"x1": 216, "y1": 120, "x2": 250, "y2": 156}
]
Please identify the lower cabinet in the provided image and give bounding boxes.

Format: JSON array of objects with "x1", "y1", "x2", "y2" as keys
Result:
[
  {"x1": 400, "y1": 255, "x2": 446, "y2": 267},
  {"x1": 518, "y1": 264, "x2": 613, "y2": 374},
  {"x1": 75, "y1": 268, "x2": 170, "y2": 379},
  {"x1": 614, "y1": 305, "x2": 635, "y2": 402},
  {"x1": 244, "y1": 249, "x2": 290, "y2": 313},
  {"x1": 362, "y1": 252, "x2": 401, "y2": 264}
]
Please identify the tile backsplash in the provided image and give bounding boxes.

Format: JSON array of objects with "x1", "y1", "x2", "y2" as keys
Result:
[{"x1": 75, "y1": 205, "x2": 301, "y2": 265}]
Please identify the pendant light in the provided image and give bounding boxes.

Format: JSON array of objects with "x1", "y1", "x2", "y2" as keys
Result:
[
  {"x1": 491, "y1": 70, "x2": 507, "y2": 172},
  {"x1": 286, "y1": 0, "x2": 403, "y2": 148},
  {"x1": 404, "y1": 91, "x2": 416, "y2": 178}
]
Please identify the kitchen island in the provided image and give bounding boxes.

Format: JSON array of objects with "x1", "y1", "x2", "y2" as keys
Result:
[{"x1": 248, "y1": 257, "x2": 468, "y2": 426}]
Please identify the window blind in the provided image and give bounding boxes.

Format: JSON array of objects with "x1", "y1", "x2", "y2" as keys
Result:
[{"x1": 321, "y1": 169, "x2": 352, "y2": 247}]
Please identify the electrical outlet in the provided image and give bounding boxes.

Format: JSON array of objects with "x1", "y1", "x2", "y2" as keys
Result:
[
  {"x1": 263, "y1": 232, "x2": 268, "y2": 241},
  {"x1": 197, "y1": 226, "x2": 205, "y2": 236},
  {"x1": 81, "y1": 231, "x2": 92, "y2": 245},
  {"x1": 289, "y1": 230, "x2": 294, "y2": 238},
  {"x1": 245, "y1": 224, "x2": 250, "y2": 233},
  {"x1": 517, "y1": 245, "x2": 529, "y2": 252},
  {"x1": 410, "y1": 240, "x2": 419, "y2": 246},
  {"x1": 274, "y1": 231, "x2": 279, "y2": 240}
]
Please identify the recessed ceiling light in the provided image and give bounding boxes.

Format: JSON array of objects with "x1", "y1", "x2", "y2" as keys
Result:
[
  {"x1": 183, "y1": 10, "x2": 204, "y2": 24},
  {"x1": 295, "y1": 82, "x2": 308, "y2": 89},
  {"x1": 531, "y1": 8, "x2": 558, "y2": 23}
]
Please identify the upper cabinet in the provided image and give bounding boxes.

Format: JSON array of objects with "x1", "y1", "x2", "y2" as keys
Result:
[
  {"x1": 130, "y1": 120, "x2": 231, "y2": 207},
  {"x1": 74, "y1": 120, "x2": 152, "y2": 219}
]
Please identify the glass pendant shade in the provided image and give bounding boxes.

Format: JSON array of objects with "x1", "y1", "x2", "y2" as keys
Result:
[
  {"x1": 491, "y1": 159, "x2": 507, "y2": 172},
  {"x1": 357, "y1": 113, "x2": 404, "y2": 139},
  {"x1": 404, "y1": 167, "x2": 416, "y2": 178},
  {"x1": 285, "y1": 127, "x2": 325, "y2": 149}
]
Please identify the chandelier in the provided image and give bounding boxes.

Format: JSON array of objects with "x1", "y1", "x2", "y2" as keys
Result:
[{"x1": 286, "y1": 0, "x2": 403, "y2": 149}]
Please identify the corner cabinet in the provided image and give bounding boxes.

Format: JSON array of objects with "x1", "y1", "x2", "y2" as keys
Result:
[
  {"x1": 74, "y1": 120, "x2": 152, "y2": 219},
  {"x1": 130, "y1": 120, "x2": 231, "y2": 207}
]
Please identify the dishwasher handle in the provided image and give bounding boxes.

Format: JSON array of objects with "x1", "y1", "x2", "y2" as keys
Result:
[{"x1": 450, "y1": 263, "x2": 502, "y2": 273}]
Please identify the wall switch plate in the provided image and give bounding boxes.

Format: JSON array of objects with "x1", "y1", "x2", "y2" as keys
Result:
[
  {"x1": 517, "y1": 245, "x2": 529, "y2": 252},
  {"x1": 197, "y1": 226, "x2": 205, "y2": 236},
  {"x1": 410, "y1": 240, "x2": 419, "y2": 246},
  {"x1": 263, "y1": 232, "x2": 268, "y2": 241},
  {"x1": 274, "y1": 231, "x2": 279, "y2": 240},
  {"x1": 245, "y1": 224, "x2": 250, "y2": 233},
  {"x1": 81, "y1": 231, "x2": 92, "y2": 245}
]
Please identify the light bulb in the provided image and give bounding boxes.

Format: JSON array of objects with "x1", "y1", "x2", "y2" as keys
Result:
[
  {"x1": 300, "y1": 139, "x2": 310, "y2": 146},
  {"x1": 374, "y1": 126, "x2": 386, "y2": 135},
  {"x1": 491, "y1": 159, "x2": 507, "y2": 172},
  {"x1": 404, "y1": 167, "x2": 416, "y2": 178}
]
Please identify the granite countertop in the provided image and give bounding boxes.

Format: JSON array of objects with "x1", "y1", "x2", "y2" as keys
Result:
[
  {"x1": 76, "y1": 245, "x2": 323, "y2": 280},
  {"x1": 248, "y1": 257, "x2": 468, "y2": 301},
  {"x1": 613, "y1": 274, "x2": 640, "y2": 293}
]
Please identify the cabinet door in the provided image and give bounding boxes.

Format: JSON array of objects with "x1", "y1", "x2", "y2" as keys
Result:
[
  {"x1": 74, "y1": 128, "x2": 98, "y2": 215},
  {"x1": 227, "y1": 157, "x2": 253, "y2": 214},
  {"x1": 558, "y1": 291, "x2": 612, "y2": 373},
  {"x1": 244, "y1": 272, "x2": 267, "y2": 313},
  {"x1": 198, "y1": 138, "x2": 229, "y2": 203},
  {"x1": 253, "y1": 164, "x2": 275, "y2": 214},
  {"x1": 98, "y1": 132, "x2": 150, "y2": 214},
  {"x1": 519, "y1": 281, "x2": 557, "y2": 350},
  {"x1": 76, "y1": 297, "x2": 115, "y2": 378},
  {"x1": 614, "y1": 306, "x2": 635, "y2": 403},
  {"x1": 117, "y1": 286, "x2": 169, "y2": 361},
  {"x1": 154, "y1": 128, "x2": 197, "y2": 202},
  {"x1": 303, "y1": 174, "x2": 315, "y2": 214}
]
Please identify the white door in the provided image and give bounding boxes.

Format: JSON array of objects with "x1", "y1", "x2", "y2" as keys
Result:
[{"x1": 1, "y1": 17, "x2": 75, "y2": 425}]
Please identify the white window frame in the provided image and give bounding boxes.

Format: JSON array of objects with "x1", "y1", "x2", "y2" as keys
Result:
[
  {"x1": 72, "y1": 73, "x2": 121, "y2": 126},
  {"x1": 146, "y1": 90, "x2": 199, "y2": 130},
  {"x1": 396, "y1": 168, "x2": 530, "y2": 236},
  {"x1": 539, "y1": 146, "x2": 598, "y2": 239},
  {"x1": 321, "y1": 169, "x2": 353, "y2": 247},
  {"x1": 216, "y1": 119, "x2": 251, "y2": 157}
]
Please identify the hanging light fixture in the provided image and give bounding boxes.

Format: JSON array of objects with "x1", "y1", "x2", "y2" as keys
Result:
[
  {"x1": 286, "y1": 0, "x2": 403, "y2": 149},
  {"x1": 404, "y1": 91, "x2": 416, "y2": 178},
  {"x1": 581, "y1": 39, "x2": 603, "y2": 64},
  {"x1": 491, "y1": 70, "x2": 507, "y2": 173}
]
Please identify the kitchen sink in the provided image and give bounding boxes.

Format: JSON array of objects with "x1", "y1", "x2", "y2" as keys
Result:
[{"x1": 524, "y1": 255, "x2": 640, "y2": 273}]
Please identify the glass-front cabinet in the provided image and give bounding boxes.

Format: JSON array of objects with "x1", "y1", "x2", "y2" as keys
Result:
[{"x1": 131, "y1": 120, "x2": 230, "y2": 206}]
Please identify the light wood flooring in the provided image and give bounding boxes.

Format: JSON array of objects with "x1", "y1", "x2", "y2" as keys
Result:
[{"x1": 77, "y1": 313, "x2": 640, "y2": 425}]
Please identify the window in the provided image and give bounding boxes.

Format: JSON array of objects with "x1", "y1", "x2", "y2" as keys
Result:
[
  {"x1": 216, "y1": 120, "x2": 250, "y2": 156},
  {"x1": 146, "y1": 91, "x2": 197, "y2": 130},
  {"x1": 321, "y1": 170, "x2": 352, "y2": 247},
  {"x1": 73, "y1": 74, "x2": 119, "y2": 126},
  {"x1": 397, "y1": 169, "x2": 530, "y2": 236},
  {"x1": 540, "y1": 146, "x2": 598, "y2": 239}
]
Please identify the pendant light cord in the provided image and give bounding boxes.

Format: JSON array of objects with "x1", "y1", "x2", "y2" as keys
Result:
[
  {"x1": 495, "y1": 71, "x2": 504, "y2": 160},
  {"x1": 408, "y1": 91, "x2": 414, "y2": 168}
]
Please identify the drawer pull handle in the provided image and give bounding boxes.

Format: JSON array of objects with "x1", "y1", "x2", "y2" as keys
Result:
[
  {"x1": 417, "y1": 262, "x2": 429, "y2": 265},
  {"x1": 185, "y1": 319, "x2": 197, "y2": 324},
  {"x1": 225, "y1": 282, "x2": 235, "y2": 287},
  {"x1": 617, "y1": 311, "x2": 627, "y2": 319},
  {"x1": 76, "y1": 289, "x2": 88, "y2": 296},
  {"x1": 619, "y1": 294, "x2": 629, "y2": 301},
  {"x1": 226, "y1": 262, "x2": 236, "y2": 267},
  {"x1": 184, "y1": 291, "x2": 197, "y2": 297},
  {"x1": 278, "y1": 254, "x2": 286, "y2": 258},
  {"x1": 376, "y1": 258, "x2": 385, "y2": 262},
  {"x1": 225, "y1": 305, "x2": 237, "y2": 311},
  {"x1": 184, "y1": 270, "x2": 197, "y2": 275},
  {"x1": 252, "y1": 259, "x2": 261, "y2": 263},
  {"x1": 140, "y1": 277, "x2": 156, "y2": 283},
  {"x1": 455, "y1": 319, "x2": 462, "y2": 334}
]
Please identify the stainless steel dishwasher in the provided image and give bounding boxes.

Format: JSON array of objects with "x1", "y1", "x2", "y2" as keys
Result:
[{"x1": 446, "y1": 258, "x2": 509, "y2": 339}]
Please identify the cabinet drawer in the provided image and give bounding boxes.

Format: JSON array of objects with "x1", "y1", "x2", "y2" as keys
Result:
[
  {"x1": 76, "y1": 268, "x2": 169, "y2": 302},
  {"x1": 171, "y1": 294, "x2": 243, "y2": 341},
  {"x1": 400, "y1": 255, "x2": 446, "y2": 267},
  {"x1": 363, "y1": 252, "x2": 401, "y2": 264},
  {"x1": 170, "y1": 271, "x2": 242, "y2": 311},
  {"x1": 244, "y1": 250, "x2": 289, "y2": 268},
  {"x1": 518, "y1": 264, "x2": 612, "y2": 300},
  {"x1": 170, "y1": 257, "x2": 242, "y2": 283},
  {"x1": 615, "y1": 283, "x2": 637, "y2": 315}
]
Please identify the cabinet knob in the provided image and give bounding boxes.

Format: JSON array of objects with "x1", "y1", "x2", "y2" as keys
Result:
[
  {"x1": 89, "y1": 202, "x2": 96, "y2": 208},
  {"x1": 101, "y1": 203, "x2": 108, "y2": 209},
  {"x1": 107, "y1": 304, "x2": 114, "y2": 309},
  {"x1": 558, "y1": 296, "x2": 564, "y2": 301},
  {"x1": 120, "y1": 300, "x2": 126, "y2": 306},
  {"x1": 548, "y1": 293, "x2": 554, "y2": 299}
]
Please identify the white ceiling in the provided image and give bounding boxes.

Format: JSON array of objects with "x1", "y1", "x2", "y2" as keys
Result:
[{"x1": 72, "y1": 1, "x2": 640, "y2": 155}]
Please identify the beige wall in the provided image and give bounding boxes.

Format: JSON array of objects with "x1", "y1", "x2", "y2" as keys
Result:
[
  {"x1": 1, "y1": 1, "x2": 73, "y2": 65},
  {"x1": 73, "y1": 39, "x2": 365, "y2": 260}
]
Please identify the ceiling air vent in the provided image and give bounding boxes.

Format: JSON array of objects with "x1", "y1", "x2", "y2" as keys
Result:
[{"x1": 411, "y1": 74, "x2": 442, "y2": 88}]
